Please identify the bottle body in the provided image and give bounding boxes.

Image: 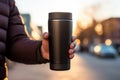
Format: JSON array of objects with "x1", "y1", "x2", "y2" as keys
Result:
[{"x1": 48, "y1": 12, "x2": 72, "y2": 70}]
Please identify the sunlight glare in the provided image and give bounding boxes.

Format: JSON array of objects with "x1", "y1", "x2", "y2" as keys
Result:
[
  {"x1": 95, "y1": 23, "x2": 103, "y2": 35},
  {"x1": 77, "y1": 13, "x2": 93, "y2": 29}
]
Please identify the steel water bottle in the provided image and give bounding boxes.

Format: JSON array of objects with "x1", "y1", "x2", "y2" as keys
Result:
[{"x1": 48, "y1": 12, "x2": 72, "y2": 70}]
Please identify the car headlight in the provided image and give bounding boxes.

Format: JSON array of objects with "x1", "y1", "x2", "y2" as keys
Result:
[{"x1": 94, "y1": 45, "x2": 101, "y2": 54}]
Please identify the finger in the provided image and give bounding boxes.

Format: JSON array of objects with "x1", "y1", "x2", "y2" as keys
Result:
[
  {"x1": 70, "y1": 42, "x2": 76, "y2": 49},
  {"x1": 43, "y1": 32, "x2": 49, "y2": 39},
  {"x1": 68, "y1": 49, "x2": 76, "y2": 55},
  {"x1": 68, "y1": 49, "x2": 73, "y2": 55},
  {"x1": 69, "y1": 54, "x2": 74, "y2": 59},
  {"x1": 72, "y1": 36, "x2": 77, "y2": 42}
]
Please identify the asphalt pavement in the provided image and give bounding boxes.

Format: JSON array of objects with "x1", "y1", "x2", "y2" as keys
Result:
[{"x1": 8, "y1": 53, "x2": 120, "y2": 80}]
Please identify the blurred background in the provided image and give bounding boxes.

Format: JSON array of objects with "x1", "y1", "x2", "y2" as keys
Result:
[{"x1": 7, "y1": 0, "x2": 120, "y2": 80}]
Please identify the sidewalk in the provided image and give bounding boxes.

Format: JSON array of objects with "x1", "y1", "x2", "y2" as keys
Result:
[
  {"x1": 8, "y1": 63, "x2": 51, "y2": 80},
  {"x1": 8, "y1": 54, "x2": 96, "y2": 80}
]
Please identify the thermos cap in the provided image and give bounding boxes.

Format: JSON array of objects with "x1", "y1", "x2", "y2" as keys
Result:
[{"x1": 49, "y1": 12, "x2": 72, "y2": 20}]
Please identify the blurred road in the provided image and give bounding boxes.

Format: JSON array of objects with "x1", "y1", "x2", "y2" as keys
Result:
[{"x1": 8, "y1": 53, "x2": 120, "y2": 80}]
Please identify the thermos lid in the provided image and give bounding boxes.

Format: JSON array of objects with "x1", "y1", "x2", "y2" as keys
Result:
[{"x1": 49, "y1": 12, "x2": 72, "y2": 20}]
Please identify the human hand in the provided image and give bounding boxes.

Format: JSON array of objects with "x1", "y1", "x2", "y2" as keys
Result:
[{"x1": 41, "y1": 32, "x2": 76, "y2": 60}]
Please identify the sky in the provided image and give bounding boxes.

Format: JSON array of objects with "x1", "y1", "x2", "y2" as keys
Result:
[{"x1": 15, "y1": 0, "x2": 120, "y2": 32}]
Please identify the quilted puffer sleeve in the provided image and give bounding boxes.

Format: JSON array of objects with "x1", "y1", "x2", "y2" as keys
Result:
[{"x1": 6, "y1": 0, "x2": 49, "y2": 64}]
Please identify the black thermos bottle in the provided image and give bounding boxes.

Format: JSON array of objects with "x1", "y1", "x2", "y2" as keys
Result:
[{"x1": 48, "y1": 12, "x2": 72, "y2": 70}]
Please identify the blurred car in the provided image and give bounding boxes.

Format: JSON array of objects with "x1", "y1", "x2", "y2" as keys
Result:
[
  {"x1": 113, "y1": 44, "x2": 120, "y2": 55},
  {"x1": 89, "y1": 44, "x2": 118, "y2": 58}
]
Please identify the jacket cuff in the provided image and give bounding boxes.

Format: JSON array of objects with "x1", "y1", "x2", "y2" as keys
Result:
[{"x1": 36, "y1": 44, "x2": 49, "y2": 64}]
